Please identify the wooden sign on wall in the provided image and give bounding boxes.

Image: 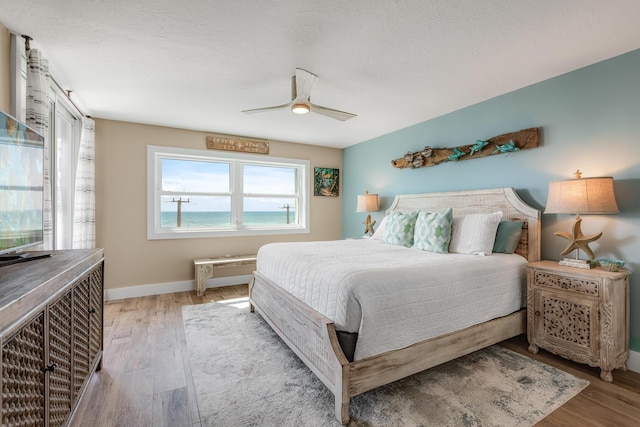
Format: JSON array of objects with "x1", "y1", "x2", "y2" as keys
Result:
[{"x1": 206, "y1": 135, "x2": 270, "y2": 154}]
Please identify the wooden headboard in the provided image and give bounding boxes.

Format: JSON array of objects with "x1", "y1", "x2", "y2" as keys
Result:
[{"x1": 386, "y1": 187, "x2": 540, "y2": 262}]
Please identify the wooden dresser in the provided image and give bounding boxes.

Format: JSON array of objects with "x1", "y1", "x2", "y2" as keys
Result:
[
  {"x1": 0, "y1": 249, "x2": 104, "y2": 427},
  {"x1": 526, "y1": 260, "x2": 630, "y2": 382}
]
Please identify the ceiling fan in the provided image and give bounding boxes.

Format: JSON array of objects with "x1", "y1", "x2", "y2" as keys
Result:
[{"x1": 242, "y1": 68, "x2": 357, "y2": 121}]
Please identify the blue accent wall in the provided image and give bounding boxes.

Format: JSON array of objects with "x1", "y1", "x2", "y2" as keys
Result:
[{"x1": 343, "y1": 48, "x2": 640, "y2": 351}]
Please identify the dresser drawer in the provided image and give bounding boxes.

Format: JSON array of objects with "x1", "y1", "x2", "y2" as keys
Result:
[{"x1": 533, "y1": 271, "x2": 600, "y2": 296}]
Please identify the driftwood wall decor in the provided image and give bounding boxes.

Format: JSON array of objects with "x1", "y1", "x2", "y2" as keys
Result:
[
  {"x1": 206, "y1": 135, "x2": 270, "y2": 154},
  {"x1": 391, "y1": 127, "x2": 539, "y2": 169}
]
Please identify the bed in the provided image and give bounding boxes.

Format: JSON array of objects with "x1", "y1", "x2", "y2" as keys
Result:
[{"x1": 249, "y1": 187, "x2": 540, "y2": 424}]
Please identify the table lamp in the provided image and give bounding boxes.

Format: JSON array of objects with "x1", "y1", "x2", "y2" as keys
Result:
[
  {"x1": 544, "y1": 170, "x2": 619, "y2": 267},
  {"x1": 356, "y1": 190, "x2": 379, "y2": 236}
]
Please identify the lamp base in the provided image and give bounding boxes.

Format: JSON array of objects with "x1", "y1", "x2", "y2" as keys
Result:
[
  {"x1": 554, "y1": 216, "x2": 602, "y2": 260},
  {"x1": 559, "y1": 258, "x2": 595, "y2": 269},
  {"x1": 363, "y1": 214, "x2": 377, "y2": 236}
]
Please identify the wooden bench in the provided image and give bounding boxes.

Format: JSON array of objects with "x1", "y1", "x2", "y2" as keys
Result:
[{"x1": 193, "y1": 255, "x2": 257, "y2": 296}]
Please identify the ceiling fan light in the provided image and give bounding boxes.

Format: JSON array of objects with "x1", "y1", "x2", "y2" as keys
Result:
[{"x1": 292, "y1": 103, "x2": 310, "y2": 114}]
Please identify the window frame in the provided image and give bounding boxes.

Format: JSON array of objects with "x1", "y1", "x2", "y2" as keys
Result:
[
  {"x1": 147, "y1": 145, "x2": 310, "y2": 239},
  {"x1": 45, "y1": 82, "x2": 83, "y2": 250},
  {"x1": 52, "y1": 98, "x2": 81, "y2": 249}
]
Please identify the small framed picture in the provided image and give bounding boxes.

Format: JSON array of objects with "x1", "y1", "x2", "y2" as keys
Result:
[{"x1": 314, "y1": 167, "x2": 339, "y2": 197}]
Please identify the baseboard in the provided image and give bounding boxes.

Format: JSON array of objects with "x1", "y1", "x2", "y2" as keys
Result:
[
  {"x1": 628, "y1": 349, "x2": 640, "y2": 373},
  {"x1": 104, "y1": 274, "x2": 252, "y2": 301}
]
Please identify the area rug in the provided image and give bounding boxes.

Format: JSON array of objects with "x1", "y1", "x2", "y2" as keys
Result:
[{"x1": 182, "y1": 299, "x2": 588, "y2": 427}]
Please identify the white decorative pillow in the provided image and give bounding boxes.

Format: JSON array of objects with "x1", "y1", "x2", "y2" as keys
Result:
[
  {"x1": 371, "y1": 215, "x2": 388, "y2": 240},
  {"x1": 383, "y1": 210, "x2": 419, "y2": 247},
  {"x1": 449, "y1": 211, "x2": 503, "y2": 255},
  {"x1": 413, "y1": 208, "x2": 453, "y2": 253}
]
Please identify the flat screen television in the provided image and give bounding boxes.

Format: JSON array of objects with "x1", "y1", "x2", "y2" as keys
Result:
[{"x1": 0, "y1": 110, "x2": 45, "y2": 258}]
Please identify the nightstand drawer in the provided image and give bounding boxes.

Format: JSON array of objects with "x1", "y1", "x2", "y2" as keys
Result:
[{"x1": 533, "y1": 271, "x2": 599, "y2": 296}]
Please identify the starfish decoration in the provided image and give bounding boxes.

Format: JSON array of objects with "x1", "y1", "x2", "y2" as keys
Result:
[
  {"x1": 363, "y1": 215, "x2": 376, "y2": 236},
  {"x1": 554, "y1": 216, "x2": 602, "y2": 259}
]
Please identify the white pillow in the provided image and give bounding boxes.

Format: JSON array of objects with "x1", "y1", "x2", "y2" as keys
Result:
[
  {"x1": 371, "y1": 215, "x2": 388, "y2": 240},
  {"x1": 449, "y1": 211, "x2": 503, "y2": 255}
]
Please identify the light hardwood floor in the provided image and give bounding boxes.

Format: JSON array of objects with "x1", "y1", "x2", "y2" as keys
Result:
[{"x1": 71, "y1": 284, "x2": 640, "y2": 426}]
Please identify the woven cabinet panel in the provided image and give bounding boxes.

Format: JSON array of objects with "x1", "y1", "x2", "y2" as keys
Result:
[
  {"x1": 48, "y1": 290, "x2": 74, "y2": 427},
  {"x1": 88, "y1": 265, "x2": 103, "y2": 364},
  {"x1": 1, "y1": 313, "x2": 45, "y2": 427},
  {"x1": 72, "y1": 277, "x2": 91, "y2": 398}
]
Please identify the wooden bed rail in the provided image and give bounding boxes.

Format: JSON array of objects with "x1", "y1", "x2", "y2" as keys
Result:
[
  {"x1": 250, "y1": 272, "x2": 526, "y2": 424},
  {"x1": 249, "y1": 273, "x2": 351, "y2": 422}
]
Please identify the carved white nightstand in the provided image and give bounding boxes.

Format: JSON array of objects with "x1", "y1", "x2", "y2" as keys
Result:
[{"x1": 527, "y1": 260, "x2": 630, "y2": 382}]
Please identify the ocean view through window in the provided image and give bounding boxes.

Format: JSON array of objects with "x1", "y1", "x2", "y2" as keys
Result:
[{"x1": 147, "y1": 145, "x2": 309, "y2": 239}]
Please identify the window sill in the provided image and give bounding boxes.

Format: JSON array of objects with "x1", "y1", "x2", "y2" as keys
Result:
[{"x1": 147, "y1": 226, "x2": 309, "y2": 240}]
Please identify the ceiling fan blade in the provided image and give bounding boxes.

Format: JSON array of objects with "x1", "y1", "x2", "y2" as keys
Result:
[
  {"x1": 309, "y1": 103, "x2": 357, "y2": 121},
  {"x1": 293, "y1": 68, "x2": 318, "y2": 101},
  {"x1": 241, "y1": 101, "x2": 293, "y2": 114}
]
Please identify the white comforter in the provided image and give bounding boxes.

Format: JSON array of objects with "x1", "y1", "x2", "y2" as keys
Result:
[{"x1": 256, "y1": 239, "x2": 527, "y2": 360}]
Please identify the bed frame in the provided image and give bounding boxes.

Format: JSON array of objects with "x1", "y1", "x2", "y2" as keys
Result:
[{"x1": 249, "y1": 187, "x2": 540, "y2": 424}]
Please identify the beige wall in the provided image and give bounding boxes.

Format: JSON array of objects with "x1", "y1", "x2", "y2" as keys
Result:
[
  {"x1": 95, "y1": 118, "x2": 342, "y2": 290},
  {"x1": 0, "y1": 22, "x2": 11, "y2": 112}
]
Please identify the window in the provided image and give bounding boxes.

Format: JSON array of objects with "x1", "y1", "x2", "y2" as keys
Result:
[
  {"x1": 147, "y1": 145, "x2": 310, "y2": 239},
  {"x1": 53, "y1": 101, "x2": 80, "y2": 249}
]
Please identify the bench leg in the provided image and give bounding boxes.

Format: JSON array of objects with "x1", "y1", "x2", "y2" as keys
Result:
[{"x1": 194, "y1": 264, "x2": 213, "y2": 296}]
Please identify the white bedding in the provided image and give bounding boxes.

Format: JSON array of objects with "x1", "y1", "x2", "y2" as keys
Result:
[{"x1": 256, "y1": 239, "x2": 527, "y2": 360}]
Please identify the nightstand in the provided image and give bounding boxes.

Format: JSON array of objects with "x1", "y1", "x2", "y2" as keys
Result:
[{"x1": 526, "y1": 260, "x2": 630, "y2": 382}]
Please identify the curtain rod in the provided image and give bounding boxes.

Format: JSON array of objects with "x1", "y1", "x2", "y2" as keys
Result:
[
  {"x1": 23, "y1": 34, "x2": 88, "y2": 120},
  {"x1": 50, "y1": 76, "x2": 87, "y2": 119}
]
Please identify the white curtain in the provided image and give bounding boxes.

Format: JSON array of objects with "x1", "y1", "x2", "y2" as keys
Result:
[
  {"x1": 26, "y1": 48, "x2": 53, "y2": 250},
  {"x1": 72, "y1": 117, "x2": 96, "y2": 249}
]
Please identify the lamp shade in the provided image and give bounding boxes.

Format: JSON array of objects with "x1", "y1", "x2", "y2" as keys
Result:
[
  {"x1": 545, "y1": 177, "x2": 619, "y2": 215},
  {"x1": 356, "y1": 191, "x2": 379, "y2": 213}
]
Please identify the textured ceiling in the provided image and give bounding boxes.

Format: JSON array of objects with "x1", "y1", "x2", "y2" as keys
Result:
[{"x1": 2, "y1": 1, "x2": 640, "y2": 148}]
